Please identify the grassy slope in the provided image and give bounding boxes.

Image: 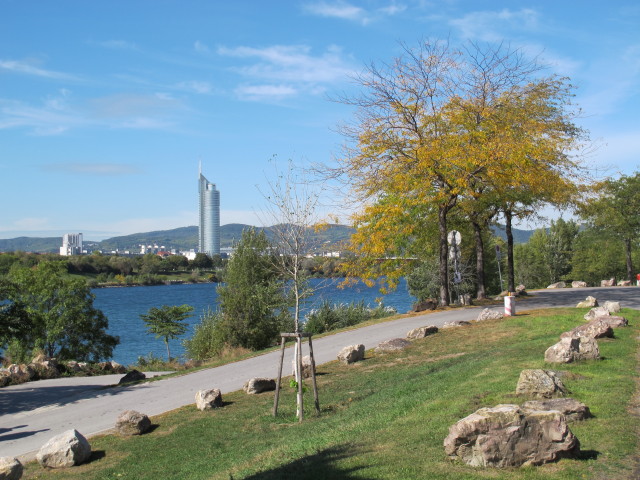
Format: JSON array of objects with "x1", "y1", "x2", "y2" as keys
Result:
[{"x1": 23, "y1": 308, "x2": 639, "y2": 479}]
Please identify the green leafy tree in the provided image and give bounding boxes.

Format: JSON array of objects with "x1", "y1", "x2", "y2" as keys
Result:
[
  {"x1": 3, "y1": 261, "x2": 119, "y2": 361},
  {"x1": 140, "y1": 304, "x2": 194, "y2": 361},
  {"x1": 190, "y1": 253, "x2": 213, "y2": 270},
  {"x1": 577, "y1": 172, "x2": 640, "y2": 282},
  {"x1": 216, "y1": 228, "x2": 289, "y2": 350}
]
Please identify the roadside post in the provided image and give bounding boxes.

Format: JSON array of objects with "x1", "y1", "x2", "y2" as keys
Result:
[{"x1": 504, "y1": 293, "x2": 516, "y2": 316}]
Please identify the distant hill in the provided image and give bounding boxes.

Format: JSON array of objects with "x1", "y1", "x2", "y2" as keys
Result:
[{"x1": 0, "y1": 223, "x2": 534, "y2": 254}]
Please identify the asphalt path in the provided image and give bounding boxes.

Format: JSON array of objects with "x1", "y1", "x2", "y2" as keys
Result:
[{"x1": 2, "y1": 286, "x2": 639, "y2": 460}]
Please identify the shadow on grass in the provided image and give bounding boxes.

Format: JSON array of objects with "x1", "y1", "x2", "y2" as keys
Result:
[
  {"x1": 241, "y1": 444, "x2": 374, "y2": 480},
  {"x1": 577, "y1": 449, "x2": 600, "y2": 460},
  {"x1": 84, "y1": 450, "x2": 106, "y2": 464}
]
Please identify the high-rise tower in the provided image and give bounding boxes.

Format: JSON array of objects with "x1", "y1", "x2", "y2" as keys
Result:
[{"x1": 198, "y1": 166, "x2": 220, "y2": 256}]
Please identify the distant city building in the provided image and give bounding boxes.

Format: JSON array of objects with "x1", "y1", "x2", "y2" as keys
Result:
[
  {"x1": 60, "y1": 233, "x2": 83, "y2": 256},
  {"x1": 198, "y1": 167, "x2": 221, "y2": 256}
]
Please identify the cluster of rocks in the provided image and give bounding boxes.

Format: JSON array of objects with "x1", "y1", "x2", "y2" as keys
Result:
[
  {"x1": 0, "y1": 355, "x2": 129, "y2": 388},
  {"x1": 547, "y1": 279, "x2": 633, "y2": 288},
  {"x1": 445, "y1": 295, "x2": 628, "y2": 469}
]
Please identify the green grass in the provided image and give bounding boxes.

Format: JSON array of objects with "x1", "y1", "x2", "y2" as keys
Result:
[{"x1": 22, "y1": 308, "x2": 640, "y2": 479}]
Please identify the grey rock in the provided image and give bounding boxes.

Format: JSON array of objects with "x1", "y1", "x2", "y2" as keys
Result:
[
  {"x1": 0, "y1": 372, "x2": 11, "y2": 388},
  {"x1": 406, "y1": 326, "x2": 438, "y2": 339},
  {"x1": 118, "y1": 369, "x2": 146, "y2": 385},
  {"x1": 576, "y1": 296, "x2": 598, "y2": 308},
  {"x1": 409, "y1": 299, "x2": 436, "y2": 313},
  {"x1": 291, "y1": 355, "x2": 314, "y2": 378},
  {"x1": 115, "y1": 410, "x2": 151, "y2": 435},
  {"x1": 0, "y1": 457, "x2": 23, "y2": 480},
  {"x1": 544, "y1": 337, "x2": 600, "y2": 363},
  {"x1": 584, "y1": 306, "x2": 610, "y2": 321},
  {"x1": 516, "y1": 369, "x2": 568, "y2": 398},
  {"x1": 375, "y1": 338, "x2": 410, "y2": 353},
  {"x1": 522, "y1": 398, "x2": 591, "y2": 422},
  {"x1": 617, "y1": 280, "x2": 632, "y2": 286},
  {"x1": 595, "y1": 315, "x2": 628, "y2": 328},
  {"x1": 110, "y1": 361, "x2": 127, "y2": 374},
  {"x1": 444, "y1": 404, "x2": 580, "y2": 467},
  {"x1": 560, "y1": 318, "x2": 613, "y2": 340},
  {"x1": 571, "y1": 281, "x2": 588, "y2": 288},
  {"x1": 337, "y1": 344, "x2": 365, "y2": 364},
  {"x1": 442, "y1": 320, "x2": 471, "y2": 329},
  {"x1": 547, "y1": 281, "x2": 566, "y2": 289},
  {"x1": 243, "y1": 377, "x2": 276, "y2": 394},
  {"x1": 601, "y1": 278, "x2": 615, "y2": 287},
  {"x1": 475, "y1": 308, "x2": 504, "y2": 322},
  {"x1": 603, "y1": 301, "x2": 621, "y2": 313},
  {"x1": 36, "y1": 429, "x2": 91, "y2": 468},
  {"x1": 195, "y1": 389, "x2": 223, "y2": 411}
]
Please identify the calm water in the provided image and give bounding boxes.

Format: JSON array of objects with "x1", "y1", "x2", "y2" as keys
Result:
[{"x1": 94, "y1": 278, "x2": 416, "y2": 366}]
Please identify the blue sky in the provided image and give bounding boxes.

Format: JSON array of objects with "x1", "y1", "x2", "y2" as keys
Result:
[{"x1": 1, "y1": 1, "x2": 639, "y2": 240}]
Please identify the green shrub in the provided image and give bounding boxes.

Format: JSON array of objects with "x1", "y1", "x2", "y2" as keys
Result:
[
  {"x1": 303, "y1": 300, "x2": 396, "y2": 335},
  {"x1": 182, "y1": 309, "x2": 226, "y2": 361}
]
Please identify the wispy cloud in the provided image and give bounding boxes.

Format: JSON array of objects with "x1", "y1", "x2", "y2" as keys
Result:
[
  {"x1": 303, "y1": 1, "x2": 406, "y2": 25},
  {"x1": 235, "y1": 84, "x2": 298, "y2": 101},
  {"x1": 449, "y1": 8, "x2": 540, "y2": 42},
  {"x1": 98, "y1": 40, "x2": 140, "y2": 51},
  {"x1": 194, "y1": 40, "x2": 210, "y2": 53},
  {"x1": 0, "y1": 59, "x2": 79, "y2": 81},
  {"x1": 0, "y1": 89, "x2": 79, "y2": 135},
  {"x1": 175, "y1": 80, "x2": 213, "y2": 94},
  {"x1": 218, "y1": 44, "x2": 354, "y2": 85},
  {"x1": 41, "y1": 163, "x2": 141, "y2": 176},
  {"x1": 304, "y1": 1, "x2": 367, "y2": 22}
]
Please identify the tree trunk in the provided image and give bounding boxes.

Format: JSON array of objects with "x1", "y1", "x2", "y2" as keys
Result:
[
  {"x1": 472, "y1": 221, "x2": 486, "y2": 299},
  {"x1": 165, "y1": 338, "x2": 171, "y2": 362},
  {"x1": 625, "y1": 237, "x2": 634, "y2": 282},
  {"x1": 505, "y1": 210, "x2": 515, "y2": 293},
  {"x1": 438, "y1": 206, "x2": 450, "y2": 306}
]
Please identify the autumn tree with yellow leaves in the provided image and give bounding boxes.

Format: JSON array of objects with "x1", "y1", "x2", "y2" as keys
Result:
[{"x1": 332, "y1": 40, "x2": 588, "y2": 305}]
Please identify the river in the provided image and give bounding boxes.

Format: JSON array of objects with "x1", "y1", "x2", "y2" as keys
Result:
[{"x1": 93, "y1": 278, "x2": 416, "y2": 366}]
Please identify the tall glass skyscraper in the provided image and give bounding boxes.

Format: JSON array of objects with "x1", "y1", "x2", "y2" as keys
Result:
[{"x1": 198, "y1": 169, "x2": 220, "y2": 256}]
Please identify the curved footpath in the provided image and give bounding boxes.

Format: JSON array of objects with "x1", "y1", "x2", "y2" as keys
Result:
[{"x1": 2, "y1": 286, "x2": 639, "y2": 460}]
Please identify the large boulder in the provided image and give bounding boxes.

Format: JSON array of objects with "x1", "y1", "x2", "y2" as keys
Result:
[
  {"x1": 596, "y1": 315, "x2": 628, "y2": 328},
  {"x1": 0, "y1": 457, "x2": 23, "y2": 480},
  {"x1": 337, "y1": 344, "x2": 365, "y2": 364},
  {"x1": 409, "y1": 299, "x2": 436, "y2": 313},
  {"x1": 118, "y1": 369, "x2": 146, "y2": 385},
  {"x1": 375, "y1": 338, "x2": 410, "y2": 353},
  {"x1": 115, "y1": 410, "x2": 151, "y2": 436},
  {"x1": 618, "y1": 280, "x2": 632, "y2": 287},
  {"x1": 584, "y1": 306, "x2": 610, "y2": 321},
  {"x1": 291, "y1": 355, "x2": 314, "y2": 378},
  {"x1": 547, "y1": 282, "x2": 566, "y2": 289},
  {"x1": 560, "y1": 318, "x2": 613, "y2": 340},
  {"x1": 36, "y1": 429, "x2": 91, "y2": 468},
  {"x1": 475, "y1": 308, "x2": 503, "y2": 322},
  {"x1": 8, "y1": 364, "x2": 35, "y2": 383},
  {"x1": 603, "y1": 301, "x2": 621, "y2": 314},
  {"x1": 515, "y1": 369, "x2": 568, "y2": 398},
  {"x1": 571, "y1": 281, "x2": 587, "y2": 288},
  {"x1": 243, "y1": 378, "x2": 276, "y2": 394},
  {"x1": 109, "y1": 361, "x2": 127, "y2": 374},
  {"x1": 544, "y1": 337, "x2": 600, "y2": 363},
  {"x1": 522, "y1": 398, "x2": 591, "y2": 422},
  {"x1": 0, "y1": 371, "x2": 11, "y2": 388},
  {"x1": 576, "y1": 296, "x2": 598, "y2": 308},
  {"x1": 195, "y1": 389, "x2": 223, "y2": 410},
  {"x1": 601, "y1": 278, "x2": 615, "y2": 287},
  {"x1": 444, "y1": 404, "x2": 580, "y2": 467},
  {"x1": 406, "y1": 325, "x2": 438, "y2": 339}
]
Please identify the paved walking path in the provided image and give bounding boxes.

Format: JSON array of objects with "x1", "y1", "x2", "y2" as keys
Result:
[{"x1": 2, "y1": 286, "x2": 639, "y2": 460}]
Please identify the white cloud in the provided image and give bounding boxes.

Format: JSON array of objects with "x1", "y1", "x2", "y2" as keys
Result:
[
  {"x1": 218, "y1": 44, "x2": 354, "y2": 84},
  {"x1": 0, "y1": 59, "x2": 79, "y2": 81},
  {"x1": 235, "y1": 84, "x2": 298, "y2": 101},
  {"x1": 449, "y1": 8, "x2": 540, "y2": 42},
  {"x1": 194, "y1": 40, "x2": 210, "y2": 53},
  {"x1": 304, "y1": 1, "x2": 366, "y2": 22},
  {"x1": 176, "y1": 80, "x2": 213, "y2": 94}
]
